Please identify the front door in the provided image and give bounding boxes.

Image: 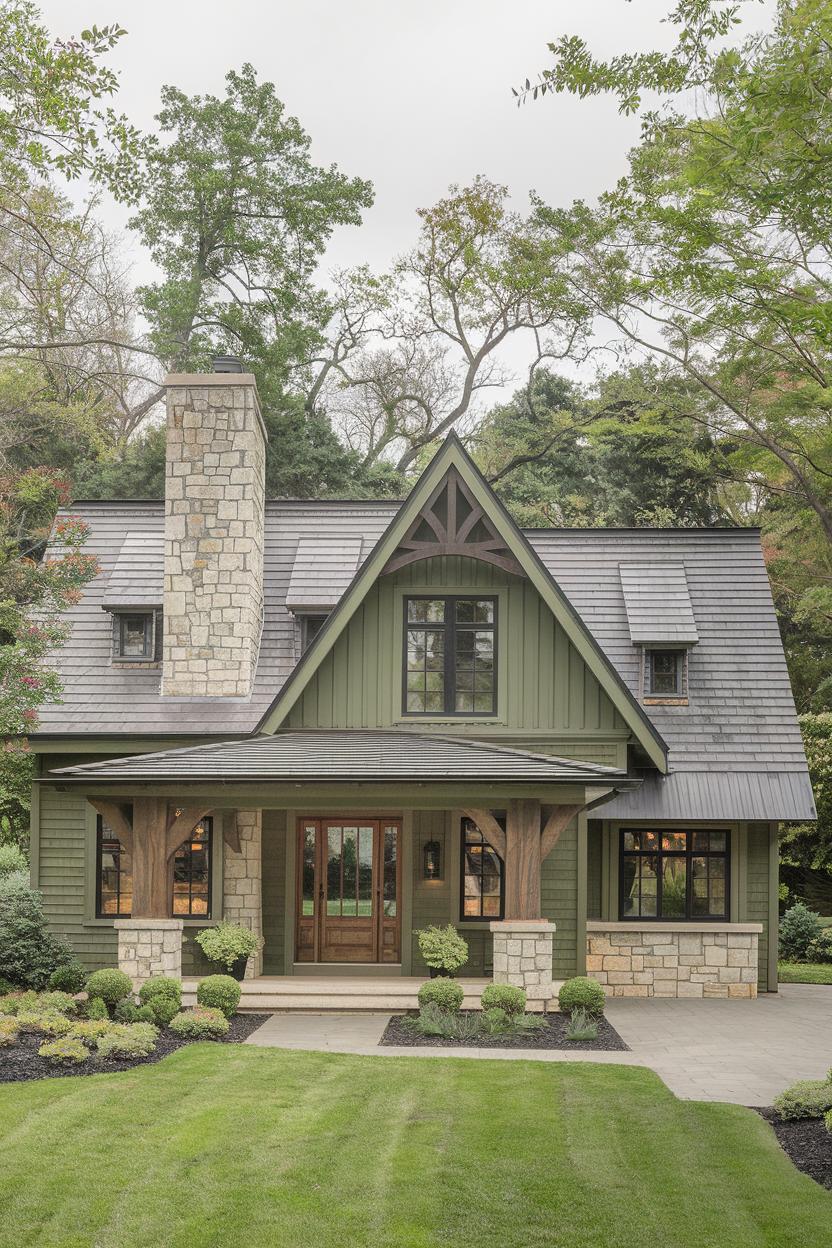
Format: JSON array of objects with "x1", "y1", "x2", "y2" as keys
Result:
[{"x1": 295, "y1": 818, "x2": 401, "y2": 963}]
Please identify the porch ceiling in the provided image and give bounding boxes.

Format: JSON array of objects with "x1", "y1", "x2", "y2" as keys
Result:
[{"x1": 47, "y1": 729, "x2": 638, "y2": 787}]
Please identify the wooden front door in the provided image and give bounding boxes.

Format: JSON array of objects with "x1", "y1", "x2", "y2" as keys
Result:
[{"x1": 295, "y1": 818, "x2": 401, "y2": 963}]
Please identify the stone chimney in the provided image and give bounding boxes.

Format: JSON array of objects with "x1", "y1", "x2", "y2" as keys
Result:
[{"x1": 162, "y1": 366, "x2": 267, "y2": 697}]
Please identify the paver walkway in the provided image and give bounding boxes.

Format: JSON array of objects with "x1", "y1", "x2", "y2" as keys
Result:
[{"x1": 246, "y1": 983, "x2": 832, "y2": 1105}]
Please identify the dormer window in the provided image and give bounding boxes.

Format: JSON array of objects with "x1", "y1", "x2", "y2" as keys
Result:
[
  {"x1": 647, "y1": 649, "x2": 685, "y2": 697},
  {"x1": 300, "y1": 614, "x2": 327, "y2": 653},
  {"x1": 113, "y1": 612, "x2": 156, "y2": 662}
]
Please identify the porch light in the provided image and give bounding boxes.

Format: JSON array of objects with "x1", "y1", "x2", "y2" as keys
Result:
[{"x1": 423, "y1": 839, "x2": 442, "y2": 881}]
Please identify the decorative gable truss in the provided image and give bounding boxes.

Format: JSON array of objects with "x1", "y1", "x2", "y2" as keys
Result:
[{"x1": 384, "y1": 468, "x2": 523, "y2": 576}]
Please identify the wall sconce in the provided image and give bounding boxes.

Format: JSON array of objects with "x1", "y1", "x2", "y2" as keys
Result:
[{"x1": 423, "y1": 839, "x2": 442, "y2": 881}]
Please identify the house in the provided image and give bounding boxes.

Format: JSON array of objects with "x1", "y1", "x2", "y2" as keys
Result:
[{"x1": 29, "y1": 365, "x2": 816, "y2": 1004}]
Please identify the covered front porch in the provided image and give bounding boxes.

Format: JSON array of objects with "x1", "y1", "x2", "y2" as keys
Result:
[{"x1": 46, "y1": 730, "x2": 640, "y2": 1002}]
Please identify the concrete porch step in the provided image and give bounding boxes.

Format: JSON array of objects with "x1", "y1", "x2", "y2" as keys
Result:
[{"x1": 181, "y1": 975, "x2": 563, "y2": 1013}]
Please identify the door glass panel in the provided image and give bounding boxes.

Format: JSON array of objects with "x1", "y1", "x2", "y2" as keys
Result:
[
  {"x1": 301, "y1": 825, "x2": 316, "y2": 916},
  {"x1": 358, "y1": 826, "x2": 373, "y2": 916},
  {"x1": 383, "y1": 826, "x2": 398, "y2": 916},
  {"x1": 342, "y1": 827, "x2": 358, "y2": 916},
  {"x1": 327, "y1": 827, "x2": 342, "y2": 915}
]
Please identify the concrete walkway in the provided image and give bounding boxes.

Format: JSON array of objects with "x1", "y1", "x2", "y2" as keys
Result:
[{"x1": 245, "y1": 984, "x2": 832, "y2": 1106}]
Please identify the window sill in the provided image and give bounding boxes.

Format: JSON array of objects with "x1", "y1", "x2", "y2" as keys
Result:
[
  {"x1": 643, "y1": 697, "x2": 688, "y2": 706},
  {"x1": 85, "y1": 917, "x2": 219, "y2": 928},
  {"x1": 587, "y1": 920, "x2": 762, "y2": 934},
  {"x1": 394, "y1": 717, "x2": 505, "y2": 727}
]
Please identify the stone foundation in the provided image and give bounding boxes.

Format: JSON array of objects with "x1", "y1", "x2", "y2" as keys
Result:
[
  {"x1": 586, "y1": 921, "x2": 762, "y2": 998},
  {"x1": 490, "y1": 920, "x2": 556, "y2": 1006},
  {"x1": 114, "y1": 918, "x2": 183, "y2": 987},
  {"x1": 222, "y1": 809, "x2": 263, "y2": 979}
]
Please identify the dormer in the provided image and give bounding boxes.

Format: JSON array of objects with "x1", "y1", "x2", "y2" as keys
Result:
[
  {"x1": 101, "y1": 532, "x2": 164, "y2": 665},
  {"x1": 285, "y1": 535, "x2": 362, "y2": 656},
  {"x1": 619, "y1": 563, "x2": 699, "y2": 706}
]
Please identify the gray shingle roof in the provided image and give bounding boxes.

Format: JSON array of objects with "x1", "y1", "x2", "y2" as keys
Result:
[
  {"x1": 285, "y1": 536, "x2": 363, "y2": 611},
  {"x1": 34, "y1": 502, "x2": 815, "y2": 820},
  {"x1": 100, "y1": 532, "x2": 164, "y2": 609},
  {"x1": 49, "y1": 730, "x2": 633, "y2": 784},
  {"x1": 619, "y1": 563, "x2": 699, "y2": 645}
]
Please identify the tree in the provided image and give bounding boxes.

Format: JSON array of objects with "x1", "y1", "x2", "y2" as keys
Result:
[
  {"x1": 0, "y1": 467, "x2": 99, "y2": 849},
  {"x1": 780, "y1": 713, "x2": 832, "y2": 911},
  {"x1": 321, "y1": 178, "x2": 590, "y2": 471},
  {"x1": 131, "y1": 64, "x2": 373, "y2": 410},
  {"x1": 522, "y1": 0, "x2": 832, "y2": 700}
]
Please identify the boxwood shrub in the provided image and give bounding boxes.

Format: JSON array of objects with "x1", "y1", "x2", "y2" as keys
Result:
[
  {"x1": 138, "y1": 977, "x2": 182, "y2": 1025},
  {"x1": 773, "y1": 1077, "x2": 832, "y2": 1120},
  {"x1": 114, "y1": 1000, "x2": 156, "y2": 1025},
  {"x1": 85, "y1": 969, "x2": 133, "y2": 1009},
  {"x1": 38, "y1": 1036, "x2": 89, "y2": 1064},
  {"x1": 417, "y1": 979, "x2": 464, "y2": 1013},
  {"x1": 480, "y1": 984, "x2": 527, "y2": 1016},
  {"x1": 86, "y1": 996, "x2": 109, "y2": 1021},
  {"x1": 197, "y1": 975, "x2": 242, "y2": 1019},
  {"x1": 169, "y1": 1007, "x2": 230, "y2": 1040},
  {"x1": 558, "y1": 976, "x2": 606, "y2": 1017},
  {"x1": 48, "y1": 962, "x2": 88, "y2": 995}
]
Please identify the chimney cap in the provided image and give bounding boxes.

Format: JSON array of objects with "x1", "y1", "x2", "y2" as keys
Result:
[{"x1": 212, "y1": 354, "x2": 244, "y2": 374}]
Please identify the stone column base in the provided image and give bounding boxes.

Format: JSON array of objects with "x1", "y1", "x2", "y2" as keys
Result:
[
  {"x1": 490, "y1": 920, "x2": 556, "y2": 1006},
  {"x1": 114, "y1": 918, "x2": 184, "y2": 987}
]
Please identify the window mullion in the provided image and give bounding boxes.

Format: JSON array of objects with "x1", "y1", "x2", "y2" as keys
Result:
[{"x1": 445, "y1": 598, "x2": 454, "y2": 715}]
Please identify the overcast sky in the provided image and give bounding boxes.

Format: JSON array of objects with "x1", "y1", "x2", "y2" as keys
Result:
[{"x1": 39, "y1": 1, "x2": 763, "y2": 395}]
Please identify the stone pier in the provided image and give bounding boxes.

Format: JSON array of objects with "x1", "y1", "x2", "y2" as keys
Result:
[
  {"x1": 490, "y1": 919, "x2": 556, "y2": 1008},
  {"x1": 114, "y1": 918, "x2": 184, "y2": 987}
]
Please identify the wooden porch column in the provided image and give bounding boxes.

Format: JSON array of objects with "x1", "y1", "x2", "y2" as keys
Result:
[
  {"x1": 90, "y1": 798, "x2": 213, "y2": 918},
  {"x1": 504, "y1": 799, "x2": 543, "y2": 920}
]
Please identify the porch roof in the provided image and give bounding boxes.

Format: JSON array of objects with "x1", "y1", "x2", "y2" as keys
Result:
[{"x1": 47, "y1": 730, "x2": 637, "y2": 786}]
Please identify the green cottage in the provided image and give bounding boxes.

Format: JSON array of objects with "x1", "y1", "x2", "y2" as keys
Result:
[{"x1": 28, "y1": 366, "x2": 815, "y2": 1006}]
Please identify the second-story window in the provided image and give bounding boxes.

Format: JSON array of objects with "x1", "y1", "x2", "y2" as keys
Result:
[
  {"x1": 113, "y1": 612, "x2": 156, "y2": 661},
  {"x1": 646, "y1": 648, "x2": 685, "y2": 696},
  {"x1": 404, "y1": 596, "x2": 496, "y2": 716}
]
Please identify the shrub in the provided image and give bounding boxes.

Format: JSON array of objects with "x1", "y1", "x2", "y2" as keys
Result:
[
  {"x1": 169, "y1": 1007, "x2": 230, "y2": 1040},
  {"x1": 416, "y1": 925, "x2": 468, "y2": 974},
  {"x1": 0, "y1": 873, "x2": 74, "y2": 989},
  {"x1": 48, "y1": 962, "x2": 88, "y2": 995},
  {"x1": 0, "y1": 1017, "x2": 19, "y2": 1045},
  {"x1": 70, "y1": 1019, "x2": 115, "y2": 1044},
  {"x1": 38, "y1": 1036, "x2": 89, "y2": 1065},
  {"x1": 0, "y1": 843, "x2": 27, "y2": 877},
  {"x1": 0, "y1": 977, "x2": 15, "y2": 995},
  {"x1": 0, "y1": 990, "x2": 37, "y2": 1016},
  {"x1": 773, "y1": 1078, "x2": 832, "y2": 1120},
  {"x1": 417, "y1": 979, "x2": 464, "y2": 1013},
  {"x1": 481, "y1": 1006, "x2": 510, "y2": 1034},
  {"x1": 96, "y1": 1022, "x2": 159, "y2": 1059},
  {"x1": 779, "y1": 903, "x2": 823, "y2": 961},
  {"x1": 147, "y1": 995, "x2": 180, "y2": 1026},
  {"x1": 86, "y1": 996, "x2": 109, "y2": 1021},
  {"x1": 85, "y1": 969, "x2": 133, "y2": 1009},
  {"x1": 114, "y1": 1000, "x2": 157, "y2": 1024},
  {"x1": 826, "y1": 1108, "x2": 832, "y2": 1138},
  {"x1": 37, "y1": 991, "x2": 77, "y2": 1015},
  {"x1": 195, "y1": 923, "x2": 261, "y2": 973},
  {"x1": 480, "y1": 984, "x2": 527, "y2": 1016},
  {"x1": 806, "y1": 928, "x2": 832, "y2": 963},
  {"x1": 197, "y1": 974, "x2": 241, "y2": 1018},
  {"x1": 138, "y1": 976, "x2": 182, "y2": 1006},
  {"x1": 564, "y1": 1007, "x2": 599, "y2": 1042},
  {"x1": 16, "y1": 1010, "x2": 73, "y2": 1036},
  {"x1": 558, "y1": 977, "x2": 606, "y2": 1017}
]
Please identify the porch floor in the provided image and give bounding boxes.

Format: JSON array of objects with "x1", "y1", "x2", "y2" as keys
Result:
[{"x1": 182, "y1": 975, "x2": 563, "y2": 1013}]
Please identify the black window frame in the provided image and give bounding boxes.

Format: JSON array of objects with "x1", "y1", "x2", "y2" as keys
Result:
[
  {"x1": 618, "y1": 827, "x2": 730, "y2": 922},
  {"x1": 459, "y1": 817, "x2": 505, "y2": 922},
  {"x1": 171, "y1": 819, "x2": 213, "y2": 918},
  {"x1": 299, "y1": 613, "x2": 328, "y2": 654},
  {"x1": 113, "y1": 610, "x2": 156, "y2": 662},
  {"x1": 645, "y1": 648, "x2": 685, "y2": 696},
  {"x1": 95, "y1": 812, "x2": 213, "y2": 919},
  {"x1": 402, "y1": 594, "x2": 497, "y2": 718}
]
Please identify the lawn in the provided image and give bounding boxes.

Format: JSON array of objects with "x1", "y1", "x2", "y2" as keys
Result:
[
  {"x1": 0, "y1": 1047, "x2": 829, "y2": 1248},
  {"x1": 779, "y1": 961, "x2": 832, "y2": 984}
]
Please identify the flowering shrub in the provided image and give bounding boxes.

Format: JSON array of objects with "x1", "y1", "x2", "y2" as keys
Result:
[{"x1": 38, "y1": 1036, "x2": 89, "y2": 1065}]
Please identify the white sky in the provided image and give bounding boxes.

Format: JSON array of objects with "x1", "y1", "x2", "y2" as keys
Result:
[{"x1": 39, "y1": 1, "x2": 766, "y2": 399}]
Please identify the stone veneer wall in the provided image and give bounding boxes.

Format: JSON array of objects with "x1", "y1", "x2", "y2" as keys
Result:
[
  {"x1": 162, "y1": 374, "x2": 266, "y2": 697},
  {"x1": 114, "y1": 918, "x2": 184, "y2": 987},
  {"x1": 586, "y1": 922, "x2": 761, "y2": 998},
  {"x1": 222, "y1": 810, "x2": 263, "y2": 979},
  {"x1": 490, "y1": 920, "x2": 556, "y2": 1008}
]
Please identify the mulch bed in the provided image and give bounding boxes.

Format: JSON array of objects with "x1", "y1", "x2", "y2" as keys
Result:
[
  {"x1": 0, "y1": 1014, "x2": 269, "y2": 1084},
  {"x1": 380, "y1": 1010, "x2": 628, "y2": 1051},
  {"x1": 757, "y1": 1109, "x2": 832, "y2": 1190}
]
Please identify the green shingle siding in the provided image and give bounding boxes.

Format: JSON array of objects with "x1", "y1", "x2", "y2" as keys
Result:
[
  {"x1": 746, "y1": 822, "x2": 771, "y2": 992},
  {"x1": 37, "y1": 786, "x2": 115, "y2": 969}
]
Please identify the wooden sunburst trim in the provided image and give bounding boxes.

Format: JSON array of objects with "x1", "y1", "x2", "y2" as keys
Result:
[{"x1": 383, "y1": 468, "x2": 523, "y2": 576}]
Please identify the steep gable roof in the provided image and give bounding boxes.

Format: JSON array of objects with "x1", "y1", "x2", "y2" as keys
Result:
[{"x1": 255, "y1": 435, "x2": 668, "y2": 770}]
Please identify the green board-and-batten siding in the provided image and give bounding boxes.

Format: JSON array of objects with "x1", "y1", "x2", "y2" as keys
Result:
[{"x1": 284, "y1": 556, "x2": 628, "y2": 744}]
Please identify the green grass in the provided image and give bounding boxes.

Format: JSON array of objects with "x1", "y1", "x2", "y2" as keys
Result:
[
  {"x1": 0, "y1": 1047, "x2": 829, "y2": 1247},
  {"x1": 779, "y1": 960, "x2": 832, "y2": 984}
]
